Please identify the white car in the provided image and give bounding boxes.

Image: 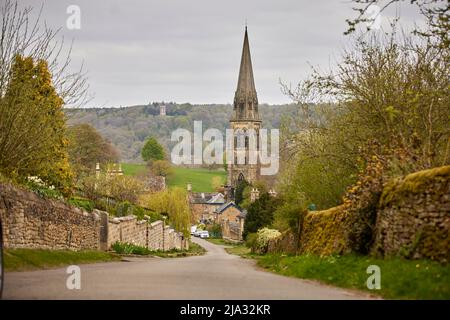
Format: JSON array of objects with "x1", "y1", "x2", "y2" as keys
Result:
[
  {"x1": 198, "y1": 230, "x2": 209, "y2": 239},
  {"x1": 193, "y1": 230, "x2": 202, "y2": 237}
]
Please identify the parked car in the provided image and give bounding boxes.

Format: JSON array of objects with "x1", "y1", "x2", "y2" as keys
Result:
[
  {"x1": 199, "y1": 230, "x2": 210, "y2": 239},
  {"x1": 190, "y1": 225, "x2": 197, "y2": 235},
  {"x1": 193, "y1": 230, "x2": 202, "y2": 237}
]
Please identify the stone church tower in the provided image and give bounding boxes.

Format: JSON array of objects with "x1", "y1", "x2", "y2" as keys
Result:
[{"x1": 227, "y1": 27, "x2": 261, "y2": 188}]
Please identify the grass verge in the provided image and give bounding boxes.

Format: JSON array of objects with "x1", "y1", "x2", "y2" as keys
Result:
[
  {"x1": 4, "y1": 249, "x2": 121, "y2": 272},
  {"x1": 111, "y1": 240, "x2": 206, "y2": 258},
  {"x1": 206, "y1": 238, "x2": 235, "y2": 246},
  {"x1": 225, "y1": 246, "x2": 251, "y2": 256},
  {"x1": 206, "y1": 238, "x2": 251, "y2": 256},
  {"x1": 254, "y1": 253, "x2": 450, "y2": 299}
]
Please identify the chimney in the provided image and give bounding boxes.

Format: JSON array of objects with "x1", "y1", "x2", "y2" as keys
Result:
[{"x1": 250, "y1": 188, "x2": 260, "y2": 203}]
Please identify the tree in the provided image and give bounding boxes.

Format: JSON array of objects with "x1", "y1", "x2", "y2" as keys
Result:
[
  {"x1": 140, "y1": 187, "x2": 191, "y2": 237},
  {"x1": 345, "y1": 0, "x2": 449, "y2": 49},
  {"x1": 67, "y1": 124, "x2": 119, "y2": 179},
  {"x1": 243, "y1": 193, "x2": 280, "y2": 239},
  {"x1": 0, "y1": 1, "x2": 88, "y2": 106},
  {"x1": 211, "y1": 176, "x2": 223, "y2": 191},
  {"x1": 81, "y1": 173, "x2": 144, "y2": 203},
  {"x1": 239, "y1": 180, "x2": 269, "y2": 209},
  {"x1": 150, "y1": 160, "x2": 173, "y2": 177},
  {"x1": 234, "y1": 179, "x2": 249, "y2": 206},
  {"x1": 0, "y1": 55, "x2": 73, "y2": 194},
  {"x1": 141, "y1": 136, "x2": 165, "y2": 163},
  {"x1": 0, "y1": 1, "x2": 89, "y2": 195},
  {"x1": 279, "y1": 30, "x2": 448, "y2": 215}
]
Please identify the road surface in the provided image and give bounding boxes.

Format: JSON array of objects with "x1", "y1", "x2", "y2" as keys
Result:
[{"x1": 3, "y1": 238, "x2": 374, "y2": 299}]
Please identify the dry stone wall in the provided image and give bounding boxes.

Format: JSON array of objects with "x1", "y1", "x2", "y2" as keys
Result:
[
  {"x1": 266, "y1": 166, "x2": 449, "y2": 262},
  {"x1": 107, "y1": 216, "x2": 188, "y2": 251},
  {"x1": 0, "y1": 183, "x2": 188, "y2": 252},
  {"x1": 148, "y1": 221, "x2": 164, "y2": 249},
  {"x1": 0, "y1": 183, "x2": 101, "y2": 250},
  {"x1": 373, "y1": 166, "x2": 449, "y2": 262}
]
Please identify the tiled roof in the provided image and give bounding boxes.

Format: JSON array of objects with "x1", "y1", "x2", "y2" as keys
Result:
[
  {"x1": 214, "y1": 201, "x2": 243, "y2": 214},
  {"x1": 189, "y1": 192, "x2": 219, "y2": 204},
  {"x1": 207, "y1": 193, "x2": 225, "y2": 204}
]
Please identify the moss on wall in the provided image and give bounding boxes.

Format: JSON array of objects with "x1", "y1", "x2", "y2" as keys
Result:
[
  {"x1": 380, "y1": 165, "x2": 450, "y2": 208},
  {"x1": 281, "y1": 165, "x2": 450, "y2": 261},
  {"x1": 374, "y1": 165, "x2": 450, "y2": 262},
  {"x1": 298, "y1": 205, "x2": 352, "y2": 256}
]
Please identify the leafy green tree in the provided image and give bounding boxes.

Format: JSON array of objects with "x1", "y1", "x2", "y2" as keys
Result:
[
  {"x1": 234, "y1": 179, "x2": 249, "y2": 206},
  {"x1": 150, "y1": 160, "x2": 173, "y2": 177},
  {"x1": 243, "y1": 193, "x2": 280, "y2": 239},
  {"x1": 279, "y1": 29, "x2": 448, "y2": 213},
  {"x1": 141, "y1": 187, "x2": 191, "y2": 237},
  {"x1": 67, "y1": 124, "x2": 119, "y2": 179},
  {"x1": 81, "y1": 173, "x2": 144, "y2": 203},
  {"x1": 141, "y1": 136, "x2": 165, "y2": 163},
  {"x1": 0, "y1": 55, "x2": 73, "y2": 194}
]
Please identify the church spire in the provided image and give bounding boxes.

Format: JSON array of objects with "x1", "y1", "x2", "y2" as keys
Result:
[{"x1": 232, "y1": 27, "x2": 260, "y2": 121}]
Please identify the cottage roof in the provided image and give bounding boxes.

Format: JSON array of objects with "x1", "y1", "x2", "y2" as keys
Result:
[{"x1": 214, "y1": 201, "x2": 244, "y2": 214}]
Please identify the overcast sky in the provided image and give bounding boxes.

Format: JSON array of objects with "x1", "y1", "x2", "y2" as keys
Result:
[{"x1": 17, "y1": 0, "x2": 423, "y2": 107}]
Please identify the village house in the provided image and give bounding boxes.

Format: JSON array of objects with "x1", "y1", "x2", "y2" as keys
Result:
[
  {"x1": 188, "y1": 189, "x2": 226, "y2": 223},
  {"x1": 214, "y1": 201, "x2": 246, "y2": 241}
]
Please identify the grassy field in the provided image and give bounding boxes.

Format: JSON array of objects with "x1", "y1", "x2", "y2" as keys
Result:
[
  {"x1": 121, "y1": 163, "x2": 149, "y2": 176},
  {"x1": 122, "y1": 163, "x2": 226, "y2": 192},
  {"x1": 167, "y1": 167, "x2": 226, "y2": 192},
  {"x1": 4, "y1": 249, "x2": 121, "y2": 272},
  {"x1": 254, "y1": 254, "x2": 450, "y2": 300}
]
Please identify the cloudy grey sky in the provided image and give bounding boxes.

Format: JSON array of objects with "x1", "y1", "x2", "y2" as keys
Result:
[{"x1": 17, "y1": 0, "x2": 423, "y2": 107}]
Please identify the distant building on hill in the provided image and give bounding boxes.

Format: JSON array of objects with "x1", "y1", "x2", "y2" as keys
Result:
[{"x1": 159, "y1": 105, "x2": 166, "y2": 116}]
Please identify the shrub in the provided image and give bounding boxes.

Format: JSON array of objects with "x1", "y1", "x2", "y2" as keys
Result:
[
  {"x1": 115, "y1": 201, "x2": 133, "y2": 217},
  {"x1": 245, "y1": 232, "x2": 258, "y2": 251},
  {"x1": 24, "y1": 177, "x2": 63, "y2": 200},
  {"x1": 197, "y1": 223, "x2": 206, "y2": 231},
  {"x1": 68, "y1": 197, "x2": 94, "y2": 212},
  {"x1": 208, "y1": 223, "x2": 222, "y2": 238},
  {"x1": 254, "y1": 228, "x2": 281, "y2": 254},
  {"x1": 111, "y1": 242, "x2": 151, "y2": 255},
  {"x1": 243, "y1": 193, "x2": 280, "y2": 239},
  {"x1": 111, "y1": 201, "x2": 160, "y2": 221},
  {"x1": 81, "y1": 173, "x2": 145, "y2": 203},
  {"x1": 140, "y1": 187, "x2": 191, "y2": 237}
]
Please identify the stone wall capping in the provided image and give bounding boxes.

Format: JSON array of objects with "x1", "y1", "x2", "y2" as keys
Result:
[{"x1": 150, "y1": 220, "x2": 163, "y2": 228}]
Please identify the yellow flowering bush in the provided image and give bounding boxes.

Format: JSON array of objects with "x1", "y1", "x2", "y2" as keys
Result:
[{"x1": 254, "y1": 228, "x2": 281, "y2": 254}]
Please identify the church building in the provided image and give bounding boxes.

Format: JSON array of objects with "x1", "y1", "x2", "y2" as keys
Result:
[{"x1": 227, "y1": 27, "x2": 261, "y2": 189}]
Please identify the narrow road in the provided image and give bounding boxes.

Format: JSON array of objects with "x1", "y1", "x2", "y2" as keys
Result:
[{"x1": 3, "y1": 238, "x2": 373, "y2": 299}]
